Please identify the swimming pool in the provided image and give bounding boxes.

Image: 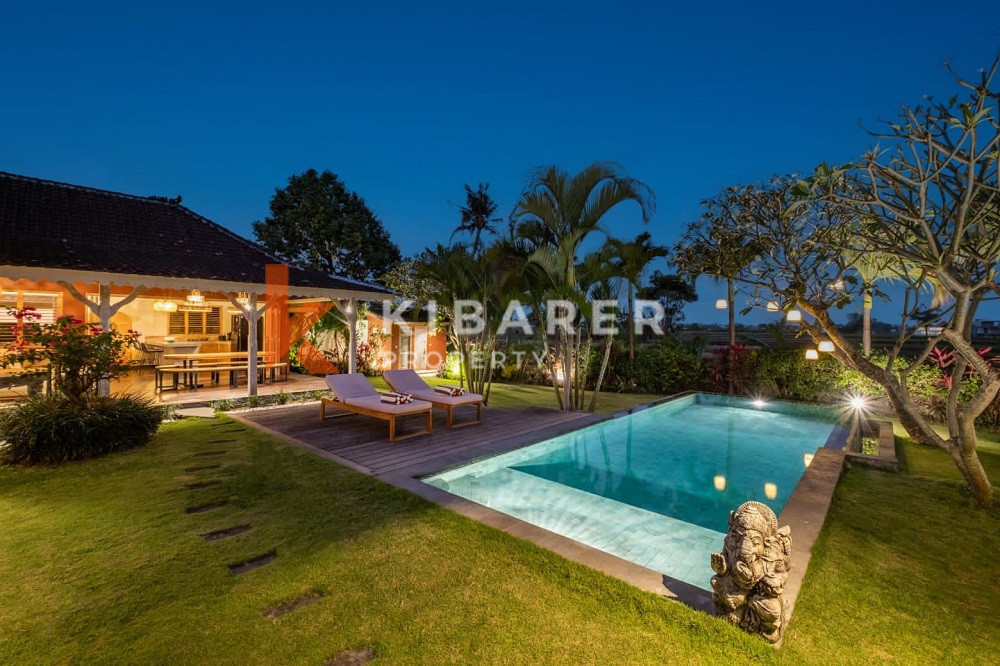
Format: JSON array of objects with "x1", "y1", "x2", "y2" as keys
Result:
[{"x1": 423, "y1": 393, "x2": 844, "y2": 591}]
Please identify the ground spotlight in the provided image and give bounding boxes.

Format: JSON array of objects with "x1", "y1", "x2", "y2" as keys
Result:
[{"x1": 849, "y1": 395, "x2": 868, "y2": 411}]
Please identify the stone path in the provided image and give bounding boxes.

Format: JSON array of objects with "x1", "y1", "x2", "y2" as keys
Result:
[{"x1": 182, "y1": 416, "x2": 353, "y2": 661}]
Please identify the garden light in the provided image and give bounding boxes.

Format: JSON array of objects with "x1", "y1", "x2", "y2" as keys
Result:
[
  {"x1": 849, "y1": 395, "x2": 868, "y2": 411},
  {"x1": 830, "y1": 279, "x2": 845, "y2": 290},
  {"x1": 803, "y1": 453, "x2": 814, "y2": 467},
  {"x1": 715, "y1": 298, "x2": 728, "y2": 310},
  {"x1": 805, "y1": 349, "x2": 819, "y2": 360},
  {"x1": 818, "y1": 341, "x2": 835, "y2": 353},
  {"x1": 714, "y1": 475, "x2": 726, "y2": 491},
  {"x1": 764, "y1": 482, "x2": 778, "y2": 500},
  {"x1": 753, "y1": 399, "x2": 766, "y2": 408},
  {"x1": 765, "y1": 300, "x2": 780, "y2": 312},
  {"x1": 786, "y1": 309, "x2": 802, "y2": 323}
]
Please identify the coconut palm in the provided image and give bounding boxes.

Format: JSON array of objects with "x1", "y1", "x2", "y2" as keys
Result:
[
  {"x1": 609, "y1": 231, "x2": 668, "y2": 362},
  {"x1": 511, "y1": 162, "x2": 655, "y2": 410},
  {"x1": 451, "y1": 183, "x2": 502, "y2": 256}
]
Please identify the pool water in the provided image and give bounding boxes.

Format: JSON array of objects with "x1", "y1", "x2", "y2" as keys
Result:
[{"x1": 423, "y1": 393, "x2": 841, "y2": 590}]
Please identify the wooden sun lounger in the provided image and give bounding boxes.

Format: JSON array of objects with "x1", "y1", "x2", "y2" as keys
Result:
[
  {"x1": 383, "y1": 369, "x2": 483, "y2": 428},
  {"x1": 321, "y1": 373, "x2": 433, "y2": 442}
]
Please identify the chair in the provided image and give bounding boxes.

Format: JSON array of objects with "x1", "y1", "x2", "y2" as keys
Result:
[
  {"x1": 383, "y1": 369, "x2": 483, "y2": 428},
  {"x1": 321, "y1": 373, "x2": 433, "y2": 442},
  {"x1": 137, "y1": 342, "x2": 163, "y2": 367}
]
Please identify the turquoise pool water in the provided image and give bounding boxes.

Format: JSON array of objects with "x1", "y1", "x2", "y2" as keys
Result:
[{"x1": 423, "y1": 393, "x2": 841, "y2": 590}]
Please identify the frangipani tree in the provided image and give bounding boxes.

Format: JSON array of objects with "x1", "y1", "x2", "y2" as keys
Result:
[
  {"x1": 674, "y1": 192, "x2": 765, "y2": 394},
  {"x1": 675, "y1": 56, "x2": 999, "y2": 504}
]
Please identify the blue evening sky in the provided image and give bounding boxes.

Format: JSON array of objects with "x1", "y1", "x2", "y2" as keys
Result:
[{"x1": 2, "y1": 1, "x2": 999, "y2": 324}]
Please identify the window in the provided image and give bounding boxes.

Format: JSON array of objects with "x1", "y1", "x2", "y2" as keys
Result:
[
  {"x1": 0, "y1": 291, "x2": 61, "y2": 344},
  {"x1": 168, "y1": 307, "x2": 222, "y2": 335}
]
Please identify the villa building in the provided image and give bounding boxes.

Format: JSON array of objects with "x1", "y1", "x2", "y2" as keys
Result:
[{"x1": 0, "y1": 171, "x2": 439, "y2": 402}]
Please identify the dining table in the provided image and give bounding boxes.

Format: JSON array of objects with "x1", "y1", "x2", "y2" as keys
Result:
[{"x1": 161, "y1": 351, "x2": 283, "y2": 389}]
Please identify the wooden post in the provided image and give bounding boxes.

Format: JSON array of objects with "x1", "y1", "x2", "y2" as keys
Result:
[
  {"x1": 225, "y1": 292, "x2": 267, "y2": 397},
  {"x1": 59, "y1": 281, "x2": 143, "y2": 397},
  {"x1": 247, "y1": 293, "x2": 259, "y2": 396},
  {"x1": 347, "y1": 298, "x2": 358, "y2": 374}
]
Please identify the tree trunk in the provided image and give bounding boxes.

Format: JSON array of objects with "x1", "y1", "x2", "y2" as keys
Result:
[
  {"x1": 628, "y1": 283, "x2": 635, "y2": 361},
  {"x1": 562, "y1": 330, "x2": 572, "y2": 410},
  {"x1": 588, "y1": 336, "x2": 614, "y2": 412},
  {"x1": 862, "y1": 291, "x2": 872, "y2": 357},
  {"x1": 727, "y1": 278, "x2": 735, "y2": 396}
]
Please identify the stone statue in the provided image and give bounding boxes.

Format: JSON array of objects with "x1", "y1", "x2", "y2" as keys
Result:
[{"x1": 709, "y1": 501, "x2": 792, "y2": 643}]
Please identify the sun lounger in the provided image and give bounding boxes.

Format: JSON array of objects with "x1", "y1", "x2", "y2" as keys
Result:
[
  {"x1": 383, "y1": 369, "x2": 483, "y2": 428},
  {"x1": 321, "y1": 373, "x2": 433, "y2": 441}
]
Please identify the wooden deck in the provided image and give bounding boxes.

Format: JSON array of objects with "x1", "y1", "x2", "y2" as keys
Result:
[{"x1": 234, "y1": 403, "x2": 596, "y2": 477}]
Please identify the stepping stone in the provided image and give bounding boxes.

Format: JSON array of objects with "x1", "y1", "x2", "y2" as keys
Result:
[
  {"x1": 262, "y1": 592, "x2": 323, "y2": 619},
  {"x1": 228, "y1": 550, "x2": 277, "y2": 574},
  {"x1": 175, "y1": 407, "x2": 217, "y2": 419},
  {"x1": 192, "y1": 450, "x2": 227, "y2": 458},
  {"x1": 185, "y1": 479, "x2": 223, "y2": 490},
  {"x1": 184, "y1": 464, "x2": 222, "y2": 473},
  {"x1": 185, "y1": 500, "x2": 227, "y2": 514},
  {"x1": 325, "y1": 648, "x2": 375, "y2": 666},
  {"x1": 202, "y1": 523, "x2": 252, "y2": 542}
]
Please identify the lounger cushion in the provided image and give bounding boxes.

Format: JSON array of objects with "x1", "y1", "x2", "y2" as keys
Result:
[
  {"x1": 342, "y1": 395, "x2": 433, "y2": 415},
  {"x1": 382, "y1": 369, "x2": 428, "y2": 394},
  {"x1": 383, "y1": 370, "x2": 483, "y2": 405},
  {"x1": 325, "y1": 373, "x2": 377, "y2": 399},
  {"x1": 408, "y1": 389, "x2": 482, "y2": 406}
]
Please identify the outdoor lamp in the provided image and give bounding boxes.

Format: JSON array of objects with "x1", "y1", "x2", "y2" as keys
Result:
[
  {"x1": 163, "y1": 301, "x2": 177, "y2": 312},
  {"x1": 235, "y1": 292, "x2": 250, "y2": 306},
  {"x1": 186, "y1": 289, "x2": 204, "y2": 304},
  {"x1": 830, "y1": 279, "x2": 845, "y2": 290},
  {"x1": 786, "y1": 309, "x2": 802, "y2": 323},
  {"x1": 805, "y1": 349, "x2": 819, "y2": 360},
  {"x1": 765, "y1": 300, "x2": 780, "y2": 312},
  {"x1": 714, "y1": 475, "x2": 726, "y2": 491},
  {"x1": 152, "y1": 300, "x2": 164, "y2": 312},
  {"x1": 764, "y1": 483, "x2": 778, "y2": 500},
  {"x1": 715, "y1": 298, "x2": 728, "y2": 310},
  {"x1": 818, "y1": 341, "x2": 835, "y2": 353},
  {"x1": 803, "y1": 453, "x2": 814, "y2": 467}
]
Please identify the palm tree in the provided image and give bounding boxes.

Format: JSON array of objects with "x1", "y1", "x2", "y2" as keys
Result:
[
  {"x1": 609, "y1": 231, "x2": 668, "y2": 362},
  {"x1": 451, "y1": 183, "x2": 501, "y2": 256},
  {"x1": 511, "y1": 162, "x2": 655, "y2": 410}
]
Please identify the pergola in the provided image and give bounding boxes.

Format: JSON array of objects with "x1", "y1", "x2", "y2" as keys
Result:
[{"x1": 0, "y1": 171, "x2": 395, "y2": 397}]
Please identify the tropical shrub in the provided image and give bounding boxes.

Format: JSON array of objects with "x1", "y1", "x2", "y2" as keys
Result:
[
  {"x1": 628, "y1": 341, "x2": 705, "y2": 395},
  {"x1": 748, "y1": 347, "x2": 838, "y2": 402},
  {"x1": 0, "y1": 394, "x2": 163, "y2": 465}
]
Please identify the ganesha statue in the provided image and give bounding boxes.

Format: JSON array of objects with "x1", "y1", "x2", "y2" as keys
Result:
[{"x1": 709, "y1": 501, "x2": 792, "y2": 643}]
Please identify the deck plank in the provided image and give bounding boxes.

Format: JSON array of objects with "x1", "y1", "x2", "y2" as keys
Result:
[{"x1": 237, "y1": 403, "x2": 588, "y2": 476}]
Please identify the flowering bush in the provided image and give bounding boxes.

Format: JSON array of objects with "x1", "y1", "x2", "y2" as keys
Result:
[{"x1": 1, "y1": 307, "x2": 139, "y2": 400}]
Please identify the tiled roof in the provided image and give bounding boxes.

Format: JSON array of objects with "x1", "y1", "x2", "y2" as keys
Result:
[{"x1": 0, "y1": 171, "x2": 394, "y2": 295}]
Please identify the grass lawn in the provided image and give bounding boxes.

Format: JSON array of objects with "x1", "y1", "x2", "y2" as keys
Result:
[
  {"x1": 888, "y1": 418, "x2": 1000, "y2": 483},
  {"x1": 368, "y1": 375, "x2": 666, "y2": 413},
  {"x1": 1, "y1": 404, "x2": 997, "y2": 663}
]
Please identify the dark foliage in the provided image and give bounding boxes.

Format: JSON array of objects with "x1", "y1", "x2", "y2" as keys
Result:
[
  {"x1": 252, "y1": 169, "x2": 401, "y2": 282},
  {"x1": 0, "y1": 395, "x2": 163, "y2": 465}
]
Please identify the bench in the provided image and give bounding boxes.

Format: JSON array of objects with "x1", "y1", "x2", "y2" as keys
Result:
[{"x1": 155, "y1": 362, "x2": 289, "y2": 392}]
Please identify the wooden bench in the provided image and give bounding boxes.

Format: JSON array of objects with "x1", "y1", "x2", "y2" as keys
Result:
[{"x1": 155, "y1": 362, "x2": 289, "y2": 391}]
